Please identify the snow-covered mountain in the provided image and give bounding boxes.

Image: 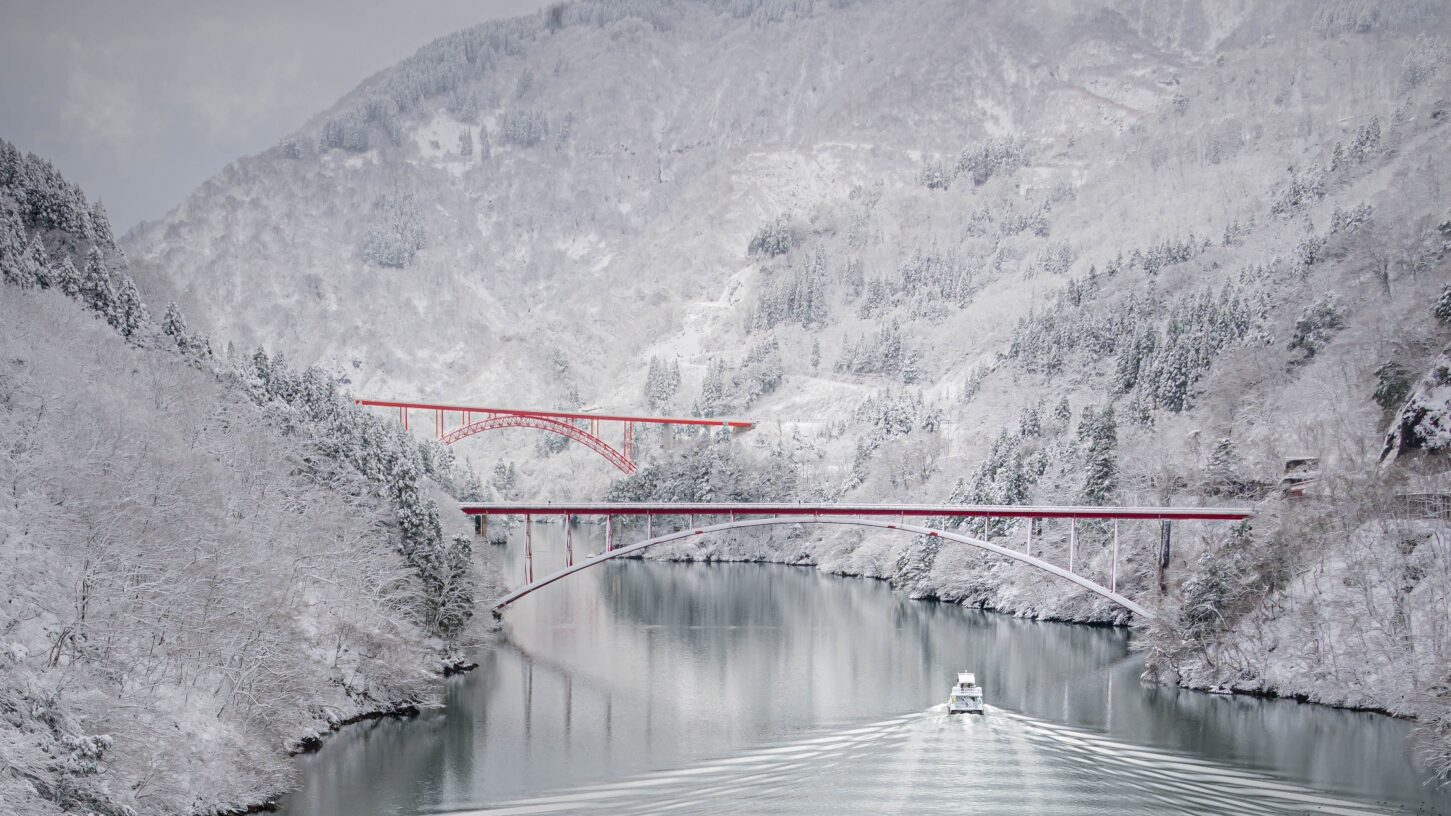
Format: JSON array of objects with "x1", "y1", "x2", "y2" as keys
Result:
[
  {"x1": 123, "y1": 0, "x2": 1451, "y2": 770},
  {"x1": 124, "y1": 0, "x2": 1451, "y2": 489}
]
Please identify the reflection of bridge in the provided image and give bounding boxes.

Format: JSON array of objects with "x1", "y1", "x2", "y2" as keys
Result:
[
  {"x1": 463, "y1": 503, "x2": 1255, "y2": 619},
  {"x1": 354, "y1": 399, "x2": 754, "y2": 474}
]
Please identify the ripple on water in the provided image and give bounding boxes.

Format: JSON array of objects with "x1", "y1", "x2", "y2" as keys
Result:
[{"x1": 442, "y1": 706, "x2": 1414, "y2": 816}]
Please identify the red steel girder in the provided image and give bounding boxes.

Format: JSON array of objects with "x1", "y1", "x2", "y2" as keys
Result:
[
  {"x1": 458, "y1": 502, "x2": 1253, "y2": 522},
  {"x1": 442, "y1": 415, "x2": 636, "y2": 474},
  {"x1": 355, "y1": 398, "x2": 752, "y2": 429}
]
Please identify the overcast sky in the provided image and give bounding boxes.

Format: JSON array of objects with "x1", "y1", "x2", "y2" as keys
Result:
[{"x1": 0, "y1": 0, "x2": 552, "y2": 233}]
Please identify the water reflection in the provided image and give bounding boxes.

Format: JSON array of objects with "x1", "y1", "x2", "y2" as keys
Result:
[{"x1": 277, "y1": 523, "x2": 1450, "y2": 815}]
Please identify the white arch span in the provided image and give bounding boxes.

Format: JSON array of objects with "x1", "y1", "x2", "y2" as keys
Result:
[{"x1": 492, "y1": 516, "x2": 1155, "y2": 619}]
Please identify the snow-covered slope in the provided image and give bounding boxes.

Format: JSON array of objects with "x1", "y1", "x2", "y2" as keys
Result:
[
  {"x1": 124, "y1": 0, "x2": 1451, "y2": 488},
  {"x1": 1, "y1": 140, "x2": 492, "y2": 815},
  {"x1": 123, "y1": 0, "x2": 1451, "y2": 772}
]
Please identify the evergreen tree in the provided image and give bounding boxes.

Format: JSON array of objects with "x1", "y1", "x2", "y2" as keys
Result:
[
  {"x1": 1177, "y1": 543, "x2": 1251, "y2": 642},
  {"x1": 1373, "y1": 361, "x2": 1413, "y2": 411},
  {"x1": 478, "y1": 126, "x2": 492, "y2": 159},
  {"x1": 0, "y1": 139, "x2": 20, "y2": 188},
  {"x1": 89, "y1": 200, "x2": 116, "y2": 249},
  {"x1": 1053, "y1": 397, "x2": 1072, "y2": 427},
  {"x1": 23, "y1": 234, "x2": 50, "y2": 288},
  {"x1": 78, "y1": 246, "x2": 114, "y2": 315},
  {"x1": 1204, "y1": 436, "x2": 1241, "y2": 496},
  {"x1": 0, "y1": 209, "x2": 29, "y2": 287},
  {"x1": 108, "y1": 275, "x2": 148, "y2": 340},
  {"x1": 810, "y1": 338, "x2": 820, "y2": 373},
  {"x1": 1018, "y1": 402, "x2": 1042, "y2": 437},
  {"x1": 360, "y1": 194, "x2": 426, "y2": 268},
  {"x1": 892, "y1": 534, "x2": 942, "y2": 595},
  {"x1": 1288, "y1": 295, "x2": 1346, "y2": 359},
  {"x1": 645, "y1": 355, "x2": 681, "y2": 411},
  {"x1": 251, "y1": 347, "x2": 272, "y2": 390},
  {"x1": 1078, "y1": 405, "x2": 1118, "y2": 505},
  {"x1": 53, "y1": 257, "x2": 81, "y2": 297},
  {"x1": 747, "y1": 216, "x2": 795, "y2": 257},
  {"x1": 431, "y1": 535, "x2": 476, "y2": 636},
  {"x1": 458, "y1": 128, "x2": 473, "y2": 158},
  {"x1": 1434, "y1": 284, "x2": 1451, "y2": 325},
  {"x1": 694, "y1": 358, "x2": 728, "y2": 416},
  {"x1": 162, "y1": 301, "x2": 187, "y2": 341}
]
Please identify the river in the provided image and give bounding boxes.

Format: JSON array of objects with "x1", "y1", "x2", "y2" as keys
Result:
[{"x1": 277, "y1": 522, "x2": 1451, "y2": 815}]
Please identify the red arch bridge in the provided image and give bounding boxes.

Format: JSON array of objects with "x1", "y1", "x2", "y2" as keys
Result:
[
  {"x1": 355, "y1": 399, "x2": 754, "y2": 474},
  {"x1": 463, "y1": 503, "x2": 1255, "y2": 620}
]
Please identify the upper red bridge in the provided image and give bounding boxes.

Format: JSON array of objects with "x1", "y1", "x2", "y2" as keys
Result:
[{"x1": 355, "y1": 398, "x2": 754, "y2": 474}]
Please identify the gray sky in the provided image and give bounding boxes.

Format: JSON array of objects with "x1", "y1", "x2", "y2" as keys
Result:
[{"x1": 0, "y1": 0, "x2": 551, "y2": 233}]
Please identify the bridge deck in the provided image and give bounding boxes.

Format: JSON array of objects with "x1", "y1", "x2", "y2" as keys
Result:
[
  {"x1": 460, "y1": 502, "x2": 1253, "y2": 521},
  {"x1": 355, "y1": 399, "x2": 753, "y2": 428}
]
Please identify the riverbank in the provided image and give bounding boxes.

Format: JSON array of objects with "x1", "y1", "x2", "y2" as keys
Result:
[
  {"x1": 221, "y1": 651, "x2": 485, "y2": 816},
  {"x1": 618, "y1": 518, "x2": 1450, "y2": 780}
]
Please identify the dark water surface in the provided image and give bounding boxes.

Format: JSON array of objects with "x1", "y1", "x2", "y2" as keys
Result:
[{"x1": 278, "y1": 523, "x2": 1451, "y2": 815}]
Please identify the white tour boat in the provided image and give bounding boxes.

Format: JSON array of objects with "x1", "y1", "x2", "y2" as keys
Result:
[{"x1": 947, "y1": 671, "x2": 984, "y2": 715}]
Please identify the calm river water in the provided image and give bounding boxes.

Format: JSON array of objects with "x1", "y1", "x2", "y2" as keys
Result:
[{"x1": 277, "y1": 523, "x2": 1451, "y2": 815}]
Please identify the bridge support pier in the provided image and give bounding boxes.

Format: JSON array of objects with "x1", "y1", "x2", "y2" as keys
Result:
[
  {"x1": 605, "y1": 515, "x2": 613, "y2": 552},
  {"x1": 1157, "y1": 520, "x2": 1173, "y2": 594},
  {"x1": 525, "y1": 514, "x2": 534, "y2": 583},
  {"x1": 1069, "y1": 520, "x2": 1077, "y2": 574},
  {"x1": 1111, "y1": 519, "x2": 1119, "y2": 593},
  {"x1": 565, "y1": 515, "x2": 573, "y2": 567}
]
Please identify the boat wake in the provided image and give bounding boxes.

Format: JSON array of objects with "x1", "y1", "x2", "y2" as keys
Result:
[{"x1": 433, "y1": 707, "x2": 1413, "y2": 815}]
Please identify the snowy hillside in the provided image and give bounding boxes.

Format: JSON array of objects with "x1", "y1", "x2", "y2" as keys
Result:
[
  {"x1": 122, "y1": 0, "x2": 1451, "y2": 774},
  {"x1": 0, "y1": 141, "x2": 491, "y2": 815}
]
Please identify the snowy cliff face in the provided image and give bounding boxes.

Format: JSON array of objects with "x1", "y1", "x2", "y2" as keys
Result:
[{"x1": 123, "y1": 0, "x2": 1451, "y2": 761}]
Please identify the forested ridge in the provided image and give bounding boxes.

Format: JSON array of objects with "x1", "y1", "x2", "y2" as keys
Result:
[{"x1": 0, "y1": 138, "x2": 491, "y2": 815}]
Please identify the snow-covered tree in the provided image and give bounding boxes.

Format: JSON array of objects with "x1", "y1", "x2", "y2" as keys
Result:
[
  {"x1": 78, "y1": 246, "x2": 114, "y2": 315},
  {"x1": 107, "y1": 274, "x2": 148, "y2": 340},
  {"x1": 498, "y1": 109, "x2": 550, "y2": 147},
  {"x1": 645, "y1": 355, "x2": 681, "y2": 411},
  {"x1": 162, "y1": 301, "x2": 211, "y2": 358},
  {"x1": 752, "y1": 248, "x2": 829, "y2": 329},
  {"x1": 360, "y1": 193, "x2": 426, "y2": 268},
  {"x1": 747, "y1": 215, "x2": 795, "y2": 257},
  {"x1": 1434, "y1": 283, "x2": 1451, "y2": 325},
  {"x1": 1077, "y1": 404, "x2": 1117, "y2": 505},
  {"x1": 52, "y1": 256, "x2": 81, "y2": 297},
  {"x1": 836, "y1": 319, "x2": 922, "y2": 383},
  {"x1": 1374, "y1": 361, "x2": 1414, "y2": 412},
  {"x1": 955, "y1": 135, "x2": 1028, "y2": 185},
  {"x1": 1203, "y1": 436, "x2": 1247, "y2": 497},
  {"x1": 1288, "y1": 294, "x2": 1346, "y2": 360},
  {"x1": 88, "y1": 200, "x2": 116, "y2": 250},
  {"x1": 918, "y1": 159, "x2": 951, "y2": 190}
]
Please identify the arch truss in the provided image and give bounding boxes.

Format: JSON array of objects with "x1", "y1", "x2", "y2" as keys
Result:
[
  {"x1": 465, "y1": 503, "x2": 1256, "y2": 620},
  {"x1": 354, "y1": 399, "x2": 754, "y2": 474}
]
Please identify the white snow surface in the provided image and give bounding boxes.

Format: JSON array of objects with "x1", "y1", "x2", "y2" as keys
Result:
[{"x1": 116, "y1": 0, "x2": 1451, "y2": 777}]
